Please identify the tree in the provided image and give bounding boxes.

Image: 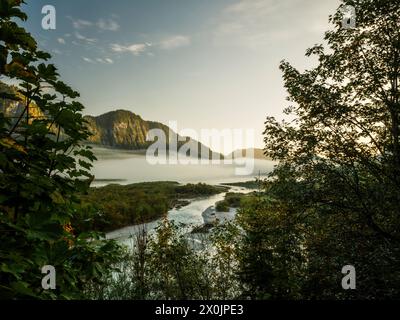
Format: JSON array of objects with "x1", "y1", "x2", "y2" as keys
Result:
[
  {"x1": 235, "y1": 195, "x2": 306, "y2": 299},
  {"x1": 0, "y1": 0, "x2": 121, "y2": 299},
  {"x1": 237, "y1": 0, "x2": 400, "y2": 299},
  {"x1": 266, "y1": 0, "x2": 400, "y2": 242}
]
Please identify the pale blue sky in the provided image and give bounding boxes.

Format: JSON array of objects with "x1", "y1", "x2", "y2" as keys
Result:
[{"x1": 23, "y1": 0, "x2": 341, "y2": 152}]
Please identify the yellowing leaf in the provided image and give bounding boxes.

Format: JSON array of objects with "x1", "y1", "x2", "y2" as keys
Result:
[{"x1": 0, "y1": 137, "x2": 27, "y2": 154}]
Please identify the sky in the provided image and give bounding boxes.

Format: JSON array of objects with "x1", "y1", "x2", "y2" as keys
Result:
[{"x1": 22, "y1": 0, "x2": 341, "y2": 153}]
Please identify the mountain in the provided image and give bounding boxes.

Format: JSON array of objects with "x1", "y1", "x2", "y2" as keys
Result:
[
  {"x1": 84, "y1": 110, "x2": 168, "y2": 149},
  {"x1": 228, "y1": 148, "x2": 272, "y2": 160},
  {"x1": 0, "y1": 82, "x2": 226, "y2": 160},
  {"x1": 84, "y1": 110, "x2": 222, "y2": 159},
  {"x1": 0, "y1": 82, "x2": 44, "y2": 122}
]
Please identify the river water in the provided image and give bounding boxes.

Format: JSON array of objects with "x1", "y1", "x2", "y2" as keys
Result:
[
  {"x1": 89, "y1": 147, "x2": 276, "y2": 245},
  {"x1": 105, "y1": 186, "x2": 250, "y2": 247}
]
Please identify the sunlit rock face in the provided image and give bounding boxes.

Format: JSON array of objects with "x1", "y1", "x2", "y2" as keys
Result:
[
  {"x1": 84, "y1": 109, "x2": 170, "y2": 149},
  {"x1": 0, "y1": 82, "x2": 44, "y2": 125},
  {"x1": 84, "y1": 109, "x2": 222, "y2": 159}
]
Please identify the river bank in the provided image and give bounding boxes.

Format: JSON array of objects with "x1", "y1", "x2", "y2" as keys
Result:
[
  {"x1": 105, "y1": 184, "x2": 254, "y2": 246},
  {"x1": 82, "y1": 181, "x2": 229, "y2": 232}
]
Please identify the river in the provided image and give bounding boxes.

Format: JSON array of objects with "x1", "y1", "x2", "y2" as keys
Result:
[{"x1": 89, "y1": 147, "x2": 276, "y2": 245}]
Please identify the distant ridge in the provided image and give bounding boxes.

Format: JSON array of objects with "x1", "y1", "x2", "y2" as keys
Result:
[{"x1": 228, "y1": 148, "x2": 272, "y2": 160}]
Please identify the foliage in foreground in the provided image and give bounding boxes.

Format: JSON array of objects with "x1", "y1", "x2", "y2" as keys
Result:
[
  {"x1": 0, "y1": 0, "x2": 122, "y2": 299},
  {"x1": 88, "y1": 220, "x2": 241, "y2": 300},
  {"x1": 237, "y1": 0, "x2": 400, "y2": 299}
]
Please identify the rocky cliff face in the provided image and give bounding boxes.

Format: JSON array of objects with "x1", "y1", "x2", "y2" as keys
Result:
[
  {"x1": 84, "y1": 110, "x2": 221, "y2": 158},
  {"x1": 84, "y1": 110, "x2": 165, "y2": 149},
  {"x1": 0, "y1": 83, "x2": 44, "y2": 123}
]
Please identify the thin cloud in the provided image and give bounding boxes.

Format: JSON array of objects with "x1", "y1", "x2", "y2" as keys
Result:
[
  {"x1": 75, "y1": 32, "x2": 97, "y2": 44},
  {"x1": 69, "y1": 16, "x2": 120, "y2": 32},
  {"x1": 159, "y1": 35, "x2": 190, "y2": 50},
  {"x1": 71, "y1": 18, "x2": 93, "y2": 29},
  {"x1": 109, "y1": 35, "x2": 190, "y2": 59},
  {"x1": 57, "y1": 38, "x2": 66, "y2": 45},
  {"x1": 225, "y1": 0, "x2": 284, "y2": 15},
  {"x1": 82, "y1": 57, "x2": 113, "y2": 64},
  {"x1": 214, "y1": 0, "x2": 336, "y2": 48},
  {"x1": 111, "y1": 43, "x2": 151, "y2": 56},
  {"x1": 96, "y1": 19, "x2": 120, "y2": 31},
  {"x1": 214, "y1": 0, "x2": 305, "y2": 48},
  {"x1": 82, "y1": 57, "x2": 94, "y2": 63}
]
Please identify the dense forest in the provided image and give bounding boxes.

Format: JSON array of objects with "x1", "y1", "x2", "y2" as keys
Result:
[{"x1": 1, "y1": 0, "x2": 400, "y2": 300}]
